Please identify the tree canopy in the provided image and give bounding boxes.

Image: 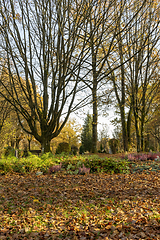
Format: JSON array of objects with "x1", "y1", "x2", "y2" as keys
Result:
[{"x1": 0, "y1": 0, "x2": 92, "y2": 152}]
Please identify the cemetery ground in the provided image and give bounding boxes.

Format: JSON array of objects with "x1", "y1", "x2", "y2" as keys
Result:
[{"x1": 0, "y1": 153, "x2": 160, "y2": 239}]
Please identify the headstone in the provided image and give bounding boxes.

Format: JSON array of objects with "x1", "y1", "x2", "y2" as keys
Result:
[
  {"x1": 109, "y1": 147, "x2": 112, "y2": 154},
  {"x1": 15, "y1": 150, "x2": 18, "y2": 158}
]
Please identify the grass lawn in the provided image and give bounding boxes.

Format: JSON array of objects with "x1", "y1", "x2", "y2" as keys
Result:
[{"x1": 0, "y1": 154, "x2": 160, "y2": 239}]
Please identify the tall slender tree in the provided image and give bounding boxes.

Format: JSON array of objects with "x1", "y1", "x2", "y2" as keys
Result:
[
  {"x1": 125, "y1": 0, "x2": 160, "y2": 151},
  {"x1": 83, "y1": 0, "x2": 148, "y2": 152},
  {"x1": 103, "y1": 0, "x2": 160, "y2": 152},
  {"x1": 81, "y1": 0, "x2": 120, "y2": 152},
  {"x1": 81, "y1": 113, "x2": 93, "y2": 152}
]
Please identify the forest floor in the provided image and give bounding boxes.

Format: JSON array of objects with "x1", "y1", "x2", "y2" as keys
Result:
[{"x1": 0, "y1": 154, "x2": 160, "y2": 239}]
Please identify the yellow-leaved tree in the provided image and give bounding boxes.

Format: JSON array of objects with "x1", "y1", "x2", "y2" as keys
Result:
[{"x1": 51, "y1": 118, "x2": 82, "y2": 153}]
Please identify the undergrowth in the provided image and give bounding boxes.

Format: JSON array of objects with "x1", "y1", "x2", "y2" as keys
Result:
[
  {"x1": 0, "y1": 153, "x2": 129, "y2": 175},
  {"x1": 0, "y1": 152, "x2": 159, "y2": 175}
]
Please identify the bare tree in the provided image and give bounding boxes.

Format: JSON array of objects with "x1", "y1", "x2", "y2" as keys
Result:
[
  {"x1": 83, "y1": 0, "x2": 149, "y2": 153},
  {"x1": 125, "y1": 0, "x2": 160, "y2": 151},
  {"x1": 81, "y1": 0, "x2": 124, "y2": 153},
  {"x1": 0, "y1": 0, "x2": 92, "y2": 152},
  {"x1": 81, "y1": 0, "x2": 145, "y2": 152},
  {"x1": 104, "y1": 0, "x2": 160, "y2": 152}
]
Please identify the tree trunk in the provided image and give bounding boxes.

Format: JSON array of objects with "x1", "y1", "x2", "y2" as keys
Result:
[
  {"x1": 158, "y1": 140, "x2": 160, "y2": 152},
  {"x1": 140, "y1": 90, "x2": 146, "y2": 151},
  {"x1": 144, "y1": 133, "x2": 149, "y2": 152},
  {"x1": 136, "y1": 133, "x2": 141, "y2": 152},
  {"x1": 92, "y1": 86, "x2": 97, "y2": 153},
  {"x1": 16, "y1": 138, "x2": 21, "y2": 150},
  {"x1": 92, "y1": 105, "x2": 97, "y2": 153},
  {"x1": 127, "y1": 107, "x2": 132, "y2": 149},
  {"x1": 41, "y1": 138, "x2": 51, "y2": 153},
  {"x1": 11, "y1": 140, "x2": 15, "y2": 148},
  {"x1": 28, "y1": 139, "x2": 31, "y2": 151},
  {"x1": 140, "y1": 124, "x2": 144, "y2": 151},
  {"x1": 120, "y1": 108, "x2": 128, "y2": 152},
  {"x1": 134, "y1": 114, "x2": 141, "y2": 152}
]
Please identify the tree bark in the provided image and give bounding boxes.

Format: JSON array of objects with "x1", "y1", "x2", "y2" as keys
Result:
[
  {"x1": 134, "y1": 111, "x2": 141, "y2": 152},
  {"x1": 127, "y1": 107, "x2": 132, "y2": 149},
  {"x1": 41, "y1": 138, "x2": 51, "y2": 153},
  {"x1": 120, "y1": 108, "x2": 128, "y2": 152},
  {"x1": 16, "y1": 138, "x2": 21, "y2": 150},
  {"x1": 92, "y1": 87, "x2": 98, "y2": 153},
  {"x1": 140, "y1": 120, "x2": 145, "y2": 151},
  {"x1": 28, "y1": 139, "x2": 31, "y2": 151}
]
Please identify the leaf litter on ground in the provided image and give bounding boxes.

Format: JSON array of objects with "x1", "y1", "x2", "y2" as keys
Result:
[{"x1": 0, "y1": 169, "x2": 160, "y2": 239}]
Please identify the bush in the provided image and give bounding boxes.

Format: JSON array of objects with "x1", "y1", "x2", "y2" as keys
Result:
[
  {"x1": 0, "y1": 153, "x2": 59, "y2": 175},
  {"x1": 127, "y1": 152, "x2": 160, "y2": 161},
  {"x1": 0, "y1": 153, "x2": 130, "y2": 175},
  {"x1": 71, "y1": 145, "x2": 78, "y2": 155},
  {"x1": 84, "y1": 157, "x2": 129, "y2": 174},
  {"x1": 56, "y1": 142, "x2": 71, "y2": 154},
  {"x1": 40, "y1": 152, "x2": 55, "y2": 161},
  {"x1": 49, "y1": 162, "x2": 62, "y2": 173},
  {"x1": 4, "y1": 146, "x2": 15, "y2": 157},
  {"x1": 79, "y1": 145, "x2": 85, "y2": 154}
]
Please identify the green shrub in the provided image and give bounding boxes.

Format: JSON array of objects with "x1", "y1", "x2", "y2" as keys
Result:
[
  {"x1": 71, "y1": 145, "x2": 78, "y2": 155},
  {"x1": 40, "y1": 152, "x2": 55, "y2": 161},
  {"x1": 0, "y1": 156, "x2": 17, "y2": 174},
  {"x1": 79, "y1": 145, "x2": 85, "y2": 154},
  {"x1": 60, "y1": 155, "x2": 129, "y2": 174},
  {"x1": 4, "y1": 146, "x2": 15, "y2": 157},
  {"x1": 0, "y1": 153, "x2": 57, "y2": 175},
  {"x1": 56, "y1": 142, "x2": 71, "y2": 154},
  {"x1": 84, "y1": 157, "x2": 129, "y2": 174},
  {"x1": 0, "y1": 153, "x2": 129, "y2": 175}
]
